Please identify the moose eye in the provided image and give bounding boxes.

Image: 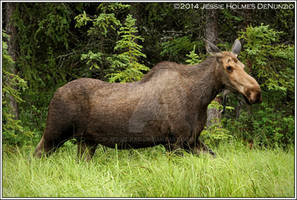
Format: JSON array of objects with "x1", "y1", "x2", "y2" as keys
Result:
[{"x1": 226, "y1": 66, "x2": 233, "y2": 72}]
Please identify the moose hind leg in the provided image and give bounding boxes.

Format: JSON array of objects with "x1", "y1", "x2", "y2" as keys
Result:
[
  {"x1": 34, "y1": 135, "x2": 46, "y2": 158},
  {"x1": 34, "y1": 121, "x2": 72, "y2": 158},
  {"x1": 34, "y1": 135, "x2": 57, "y2": 158},
  {"x1": 34, "y1": 134, "x2": 69, "y2": 158},
  {"x1": 77, "y1": 140, "x2": 98, "y2": 161}
]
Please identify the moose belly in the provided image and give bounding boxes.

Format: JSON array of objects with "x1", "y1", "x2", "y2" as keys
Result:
[
  {"x1": 94, "y1": 135, "x2": 170, "y2": 149},
  {"x1": 85, "y1": 107, "x2": 171, "y2": 148}
]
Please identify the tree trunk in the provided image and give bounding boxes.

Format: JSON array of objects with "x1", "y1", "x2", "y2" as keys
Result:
[
  {"x1": 205, "y1": 9, "x2": 221, "y2": 128},
  {"x1": 5, "y1": 3, "x2": 19, "y2": 120},
  {"x1": 205, "y1": 9, "x2": 218, "y2": 45},
  {"x1": 206, "y1": 97, "x2": 223, "y2": 128}
]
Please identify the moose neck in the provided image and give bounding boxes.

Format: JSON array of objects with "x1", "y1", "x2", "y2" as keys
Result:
[{"x1": 191, "y1": 56, "x2": 224, "y2": 109}]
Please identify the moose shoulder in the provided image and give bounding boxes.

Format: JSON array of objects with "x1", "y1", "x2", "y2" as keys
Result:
[{"x1": 34, "y1": 39, "x2": 262, "y2": 160}]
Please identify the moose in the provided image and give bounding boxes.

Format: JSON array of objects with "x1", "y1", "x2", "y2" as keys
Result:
[{"x1": 34, "y1": 39, "x2": 262, "y2": 160}]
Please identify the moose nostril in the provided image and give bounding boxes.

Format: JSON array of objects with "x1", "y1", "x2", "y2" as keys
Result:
[{"x1": 246, "y1": 90, "x2": 251, "y2": 98}]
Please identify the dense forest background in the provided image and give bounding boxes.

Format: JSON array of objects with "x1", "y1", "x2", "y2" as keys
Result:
[{"x1": 2, "y1": 2, "x2": 295, "y2": 149}]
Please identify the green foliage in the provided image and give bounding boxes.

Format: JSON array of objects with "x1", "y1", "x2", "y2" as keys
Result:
[
  {"x1": 224, "y1": 104, "x2": 294, "y2": 149},
  {"x1": 239, "y1": 24, "x2": 294, "y2": 98},
  {"x1": 201, "y1": 123, "x2": 233, "y2": 147},
  {"x1": 269, "y1": 8, "x2": 294, "y2": 43},
  {"x1": 14, "y1": 3, "x2": 73, "y2": 86},
  {"x1": 75, "y1": 8, "x2": 149, "y2": 83},
  {"x1": 13, "y1": 4, "x2": 74, "y2": 96},
  {"x1": 8, "y1": 3, "x2": 84, "y2": 145},
  {"x1": 2, "y1": 32, "x2": 14, "y2": 72},
  {"x1": 34, "y1": 4, "x2": 71, "y2": 49},
  {"x1": 81, "y1": 51, "x2": 103, "y2": 70},
  {"x1": 2, "y1": 32, "x2": 33, "y2": 145},
  {"x1": 220, "y1": 24, "x2": 295, "y2": 148},
  {"x1": 74, "y1": 3, "x2": 131, "y2": 79},
  {"x1": 2, "y1": 71, "x2": 32, "y2": 145},
  {"x1": 201, "y1": 101, "x2": 233, "y2": 146},
  {"x1": 161, "y1": 36, "x2": 193, "y2": 57},
  {"x1": 161, "y1": 36, "x2": 203, "y2": 62},
  {"x1": 106, "y1": 14, "x2": 149, "y2": 83},
  {"x1": 185, "y1": 45, "x2": 202, "y2": 65},
  {"x1": 75, "y1": 3, "x2": 129, "y2": 37},
  {"x1": 74, "y1": 11, "x2": 92, "y2": 28}
]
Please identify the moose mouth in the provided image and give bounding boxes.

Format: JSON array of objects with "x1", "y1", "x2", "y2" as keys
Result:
[
  {"x1": 224, "y1": 87, "x2": 260, "y2": 106},
  {"x1": 242, "y1": 94, "x2": 252, "y2": 105},
  {"x1": 226, "y1": 88, "x2": 252, "y2": 105},
  {"x1": 241, "y1": 91, "x2": 262, "y2": 105},
  {"x1": 229, "y1": 89, "x2": 252, "y2": 105}
]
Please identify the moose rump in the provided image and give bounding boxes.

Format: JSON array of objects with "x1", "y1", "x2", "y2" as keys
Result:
[{"x1": 34, "y1": 39, "x2": 262, "y2": 160}]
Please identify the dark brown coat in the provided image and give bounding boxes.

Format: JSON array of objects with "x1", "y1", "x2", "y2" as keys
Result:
[{"x1": 34, "y1": 39, "x2": 261, "y2": 160}]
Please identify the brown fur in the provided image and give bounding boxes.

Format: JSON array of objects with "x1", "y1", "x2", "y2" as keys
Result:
[{"x1": 34, "y1": 49, "x2": 261, "y2": 160}]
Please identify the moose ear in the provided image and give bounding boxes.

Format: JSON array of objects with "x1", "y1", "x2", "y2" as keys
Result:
[
  {"x1": 204, "y1": 39, "x2": 221, "y2": 55},
  {"x1": 231, "y1": 39, "x2": 241, "y2": 57}
]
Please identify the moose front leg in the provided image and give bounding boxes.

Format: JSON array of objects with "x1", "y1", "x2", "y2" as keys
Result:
[
  {"x1": 77, "y1": 140, "x2": 98, "y2": 161},
  {"x1": 192, "y1": 139, "x2": 216, "y2": 158},
  {"x1": 164, "y1": 135, "x2": 189, "y2": 156},
  {"x1": 183, "y1": 123, "x2": 216, "y2": 158}
]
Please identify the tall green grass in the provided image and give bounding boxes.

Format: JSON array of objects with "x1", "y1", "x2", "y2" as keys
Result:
[{"x1": 2, "y1": 141, "x2": 295, "y2": 197}]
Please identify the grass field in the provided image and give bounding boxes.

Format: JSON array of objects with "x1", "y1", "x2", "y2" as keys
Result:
[{"x1": 2, "y1": 141, "x2": 295, "y2": 198}]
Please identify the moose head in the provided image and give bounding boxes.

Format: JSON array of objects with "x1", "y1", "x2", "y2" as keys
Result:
[{"x1": 206, "y1": 39, "x2": 262, "y2": 105}]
